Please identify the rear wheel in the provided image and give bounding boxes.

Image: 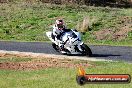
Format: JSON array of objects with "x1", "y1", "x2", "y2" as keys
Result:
[
  {"x1": 52, "y1": 43, "x2": 59, "y2": 52},
  {"x1": 81, "y1": 44, "x2": 92, "y2": 56},
  {"x1": 52, "y1": 43, "x2": 71, "y2": 55}
]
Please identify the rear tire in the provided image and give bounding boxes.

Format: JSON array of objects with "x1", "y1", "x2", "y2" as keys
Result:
[
  {"x1": 52, "y1": 43, "x2": 59, "y2": 52},
  {"x1": 52, "y1": 43, "x2": 71, "y2": 55},
  {"x1": 81, "y1": 44, "x2": 92, "y2": 57}
]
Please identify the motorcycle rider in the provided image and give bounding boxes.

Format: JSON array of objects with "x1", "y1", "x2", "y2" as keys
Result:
[{"x1": 51, "y1": 19, "x2": 70, "y2": 52}]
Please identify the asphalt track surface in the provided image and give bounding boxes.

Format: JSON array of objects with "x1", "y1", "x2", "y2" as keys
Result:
[{"x1": 0, "y1": 41, "x2": 132, "y2": 62}]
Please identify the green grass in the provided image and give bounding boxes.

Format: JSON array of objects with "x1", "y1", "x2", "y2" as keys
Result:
[
  {"x1": 0, "y1": 57, "x2": 132, "y2": 88},
  {"x1": 0, "y1": 2, "x2": 132, "y2": 46}
]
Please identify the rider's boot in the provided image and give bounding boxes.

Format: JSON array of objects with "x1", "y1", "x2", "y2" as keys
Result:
[{"x1": 59, "y1": 43, "x2": 66, "y2": 54}]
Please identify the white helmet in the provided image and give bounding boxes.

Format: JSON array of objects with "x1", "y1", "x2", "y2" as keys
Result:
[{"x1": 55, "y1": 19, "x2": 65, "y2": 30}]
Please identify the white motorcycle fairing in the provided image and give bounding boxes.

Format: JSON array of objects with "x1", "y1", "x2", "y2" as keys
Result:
[
  {"x1": 46, "y1": 31, "x2": 59, "y2": 45},
  {"x1": 61, "y1": 29, "x2": 84, "y2": 54},
  {"x1": 46, "y1": 29, "x2": 85, "y2": 54}
]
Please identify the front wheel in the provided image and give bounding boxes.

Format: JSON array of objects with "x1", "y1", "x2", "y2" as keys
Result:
[{"x1": 81, "y1": 44, "x2": 92, "y2": 57}]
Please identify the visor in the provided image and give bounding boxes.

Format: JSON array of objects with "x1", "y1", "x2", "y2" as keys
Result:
[{"x1": 57, "y1": 24, "x2": 64, "y2": 29}]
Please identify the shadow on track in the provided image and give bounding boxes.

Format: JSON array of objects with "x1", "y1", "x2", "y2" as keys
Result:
[
  {"x1": 91, "y1": 54, "x2": 121, "y2": 57},
  {"x1": 66, "y1": 54, "x2": 121, "y2": 58}
]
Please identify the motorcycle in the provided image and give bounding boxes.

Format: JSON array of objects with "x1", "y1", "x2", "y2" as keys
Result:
[{"x1": 46, "y1": 29, "x2": 92, "y2": 56}]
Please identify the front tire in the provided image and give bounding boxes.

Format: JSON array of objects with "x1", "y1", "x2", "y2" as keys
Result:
[{"x1": 81, "y1": 44, "x2": 92, "y2": 56}]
